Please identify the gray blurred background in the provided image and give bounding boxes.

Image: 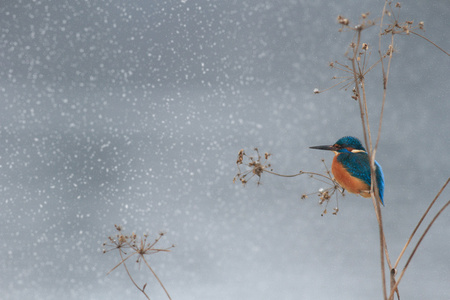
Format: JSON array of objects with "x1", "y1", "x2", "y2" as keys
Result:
[{"x1": 1, "y1": 0, "x2": 449, "y2": 299}]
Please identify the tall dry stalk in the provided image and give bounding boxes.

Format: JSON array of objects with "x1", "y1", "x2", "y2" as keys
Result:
[
  {"x1": 235, "y1": 1, "x2": 449, "y2": 299},
  {"x1": 332, "y1": 2, "x2": 449, "y2": 299},
  {"x1": 103, "y1": 225, "x2": 174, "y2": 300}
]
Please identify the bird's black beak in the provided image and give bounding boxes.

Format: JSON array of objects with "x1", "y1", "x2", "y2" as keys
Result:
[{"x1": 309, "y1": 144, "x2": 338, "y2": 151}]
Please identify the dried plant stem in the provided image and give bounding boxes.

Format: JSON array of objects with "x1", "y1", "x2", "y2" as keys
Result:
[
  {"x1": 107, "y1": 252, "x2": 138, "y2": 275},
  {"x1": 263, "y1": 169, "x2": 343, "y2": 192},
  {"x1": 350, "y1": 26, "x2": 388, "y2": 299},
  {"x1": 389, "y1": 198, "x2": 450, "y2": 300},
  {"x1": 374, "y1": 33, "x2": 394, "y2": 153},
  {"x1": 370, "y1": 190, "x2": 387, "y2": 300},
  {"x1": 410, "y1": 31, "x2": 450, "y2": 56},
  {"x1": 311, "y1": 2, "x2": 449, "y2": 299},
  {"x1": 376, "y1": 3, "x2": 397, "y2": 298},
  {"x1": 104, "y1": 227, "x2": 173, "y2": 299},
  {"x1": 141, "y1": 255, "x2": 172, "y2": 300},
  {"x1": 393, "y1": 177, "x2": 450, "y2": 270},
  {"x1": 237, "y1": 3, "x2": 449, "y2": 298},
  {"x1": 119, "y1": 250, "x2": 151, "y2": 300},
  {"x1": 317, "y1": 78, "x2": 353, "y2": 94},
  {"x1": 263, "y1": 169, "x2": 331, "y2": 180},
  {"x1": 352, "y1": 29, "x2": 368, "y2": 149}
]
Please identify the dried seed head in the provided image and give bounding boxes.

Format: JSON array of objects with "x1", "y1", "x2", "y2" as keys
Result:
[
  {"x1": 119, "y1": 235, "x2": 127, "y2": 244},
  {"x1": 401, "y1": 25, "x2": 410, "y2": 34},
  {"x1": 362, "y1": 43, "x2": 369, "y2": 50},
  {"x1": 395, "y1": 2, "x2": 401, "y2": 8},
  {"x1": 386, "y1": 44, "x2": 394, "y2": 55},
  {"x1": 236, "y1": 149, "x2": 245, "y2": 165},
  {"x1": 419, "y1": 21, "x2": 424, "y2": 30},
  {"x1": 337, "y1": 15, "x2": 349, "y2": 25},
  {"x1": 251, "y1": 162, "x2": 264, "y2": 177},
  {"x1": 361, "y1": 12, "x2": 370, "y2": 19}
]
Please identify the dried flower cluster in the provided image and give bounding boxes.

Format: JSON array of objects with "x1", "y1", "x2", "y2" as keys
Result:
[
  {"x1": 234, "y1": 148, "x2": 272, "y2": 186},
  {"x1": 234, "y1": 149, "x2": 344, "y2": 215},
  {"x1": 299, "y1": 160, "x2": 344, "y2": 216},
  {"x1": 233, "y1": 3, "x2": 450, "y2": 299},
  {"x1": 337, "y1": 12, "x2": 375, "y2": 33},
  {"x1": 313, "y1": 2, "x2": 433, "y2": 97},
  {"x1": 382, "y1": 2, "x2": 425, "y2": 36},
  {"x1": 104, "y1": 225, "x2": 174, "y2": 257},
  {"x1": 103, "y1": 225, "x2": 174, "y2": 299}
]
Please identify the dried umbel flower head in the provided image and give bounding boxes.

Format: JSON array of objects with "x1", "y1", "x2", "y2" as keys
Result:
[
  {"x1": 104, "y1": 226, "x2": 175, "y2": 299},
  {"x1": 386, "y1": 44, "x2": 394, "y2": 56},
  {"x1": 236, "y1": 149, "x2": 245, "y2": 165},
  {"x1": 418, "y1": 21, "x2": 424, "y2": 30},
  {"x1": 233, "y1": 148, "x2": 272, "y2": 186},
  {"x1": 362, "y1": 43, "x2": 369, "y2": 50},
  {"x1": 361, "y1": 12, "x2": 370, "y2": 19},
  {"x1": 337, "y1": 15, "x2": 350, "y2": 26}
]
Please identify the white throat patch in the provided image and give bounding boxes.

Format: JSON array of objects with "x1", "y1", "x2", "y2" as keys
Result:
[{"x1": 351, "y1": 149, "x2": 366, "y2": 153}]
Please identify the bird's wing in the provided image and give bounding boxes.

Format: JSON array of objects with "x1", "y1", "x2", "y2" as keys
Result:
[
  {"x1": 339, "y1": 153, "x2": 385, "y2": 202},
  {"x1": 338, "y1": 152, "x2": 372, "y2": 186}
]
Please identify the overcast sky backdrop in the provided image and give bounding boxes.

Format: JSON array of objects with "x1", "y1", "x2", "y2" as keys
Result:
[{"x1": 1, "y1": 0, "x2": 449, "y2": 299}]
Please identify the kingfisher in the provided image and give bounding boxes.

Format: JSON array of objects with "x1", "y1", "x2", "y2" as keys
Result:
[{"x1": 310, "y1": 136, "x2": 385, "y2": 205}]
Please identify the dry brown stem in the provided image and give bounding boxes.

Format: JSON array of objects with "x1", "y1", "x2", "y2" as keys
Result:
[{"x1": 103, "y1": 225, "x2": 174, "y2": 300}]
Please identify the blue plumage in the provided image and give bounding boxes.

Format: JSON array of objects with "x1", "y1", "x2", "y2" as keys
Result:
[
  {"x1": 335, "y1": 149, "x2": 385, "y2": 204},
  {"x1": 334, "y1": 136, "x2": 366, "y2": 151},
  {"x1": 310, "y1": 136, "x2": 385, "y2": 205}
]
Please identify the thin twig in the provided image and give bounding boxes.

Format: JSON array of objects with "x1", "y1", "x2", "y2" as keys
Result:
[
  {"x1": 371, "y1": 189, "x2": 388, "y2": 300},
  {"x1": 410, "y1": 31, "x2": 450, "y2": 56},
  {"x1": 351, "y1": 29, "x2": 369, "y2": 160},
  {"x1": 263, "y1": 169, "x2": 331, "y2": 180},
  {"x1": 141, "y1": 255, "x2": 172, "y2": 300},
  {"x1": 315, "y1": 78, "x2": 353, "y2": 94},
  {"x1": 393, "y1": 177, "x2": 450, "y2": 269},
  {"x1": 362, "y1": 56, "x2": 384, "y2": 76},
  {"x1": 352, "y1": 27, "x2": 388, "y2": 300},
  {"x1": 107, "y1": 252, "x2": 138, "y2": 275},
  {"x1": 389, "y1": 199, "x2": 450, "y2": 299},
  {"x1": 119, "y1": 250, "x2": 151, "y2": 300},
  {"x1": 374, "y1": 33, "x2": 394, "y2": 154}
]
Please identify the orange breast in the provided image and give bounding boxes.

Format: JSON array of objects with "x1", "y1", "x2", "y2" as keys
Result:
[{"x1": 332, "y1": 155, "x2": 371, "y2": 198}]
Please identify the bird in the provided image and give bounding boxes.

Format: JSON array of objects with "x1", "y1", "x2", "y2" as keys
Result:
[{"x1": 310, "y1": 136, "x2": 385, "y2": 205}]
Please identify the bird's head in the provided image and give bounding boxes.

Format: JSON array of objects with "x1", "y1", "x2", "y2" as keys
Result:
[{"x1": 310, "y1": 136, "x2": 366, "y2": 154}]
